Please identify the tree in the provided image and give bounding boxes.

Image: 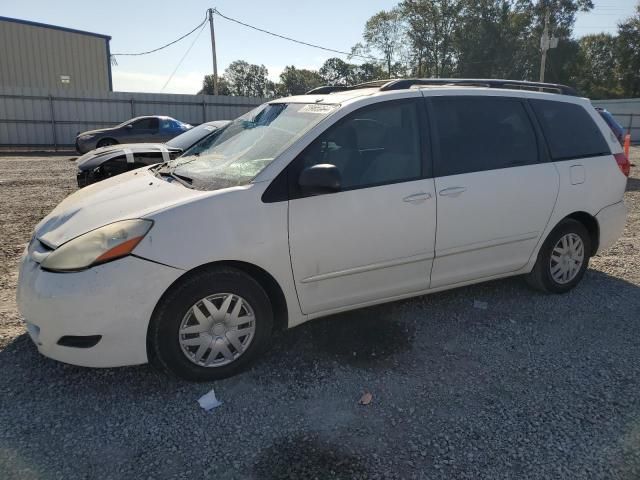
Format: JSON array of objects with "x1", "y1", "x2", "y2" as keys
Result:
[
  {"x1": 617, "y1": 3, "x2": 640, "y2": 97},
  {"x1": 198, "y1": 74, "x2": 231, "y2": 96},
  {"x1": 277, "y1": 66, "x2": 324, "y2": 96},
  {"x1": 222, "y1": 60, "x2": 271, "y2": 97},
  {"x1": 319, "y1": 58, "x2": 354, "y2": 85},
  {"x1": 349, "y1": 62, "x2": 387, "y2": 84},
  {"x1": 399, "y1": 0, "x2": 464, "y2": 77},
  {"x1": 455, "y1": 1, "x2": 534, "y2": 79},
  {"x1": 353, "y1": 9, "x2": 406, "y2": 77},
  {"x1": 572, "y1": 34, "x2": 621, "y2": 99}
]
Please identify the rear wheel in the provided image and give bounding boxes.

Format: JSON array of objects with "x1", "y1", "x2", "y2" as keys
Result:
[
  {"x1": 526, "y1": 219, "x2": 591, "y2": 293},
  {"x1": 97, "y1": 138, "x2": 117, "y2": 148},
  {"x1": 148, "y1": 267, "x2": 273, "y2": 381}
]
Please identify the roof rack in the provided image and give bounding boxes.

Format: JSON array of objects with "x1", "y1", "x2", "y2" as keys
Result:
[
  {"x1": 306, "y1": 78, "x2": 578, "y2": 96},
  {"x1": 305, "y1": 80, "x2": 393, "y2": 95}
]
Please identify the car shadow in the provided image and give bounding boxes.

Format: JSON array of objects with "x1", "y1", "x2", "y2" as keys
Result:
[
  {"x1": 3, "y1": 268, "x2": 637, "y2": 391},
  {"x1": 1, "y1": 268, "x2": 639, "y2": 478}
]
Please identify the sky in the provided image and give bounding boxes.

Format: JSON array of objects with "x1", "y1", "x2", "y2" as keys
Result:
[{"x1": 2, "y1": 0, "x2": 637, "y2": 94}]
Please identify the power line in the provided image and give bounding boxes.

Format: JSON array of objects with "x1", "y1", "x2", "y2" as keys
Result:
[
  {"x1": 211, "y1": 8, "x2": 384, "y2": 63},
  {"x1": 161, "y1": 22, "x2": 207, "y2": 92},
  {"x1": 111, "y1": 13, "x2": 208, "y2": 57}
]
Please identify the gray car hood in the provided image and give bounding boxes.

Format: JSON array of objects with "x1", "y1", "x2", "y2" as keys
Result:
[{"x1": 76, "y1": 143, "x2": 181, "y2": 171}]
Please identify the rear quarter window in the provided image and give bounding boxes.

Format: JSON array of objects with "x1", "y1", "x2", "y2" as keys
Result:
[{"x1": 530, "y1": 100, "x2": 610, "y2": 161}]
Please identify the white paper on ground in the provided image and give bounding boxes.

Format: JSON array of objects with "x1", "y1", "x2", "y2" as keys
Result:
[
  {"x1": 473, "y1": 300, "x2": 488, "y2": 310},
  {"x1": 198, "y1": 389, "x2": 223, "y2": 411}
]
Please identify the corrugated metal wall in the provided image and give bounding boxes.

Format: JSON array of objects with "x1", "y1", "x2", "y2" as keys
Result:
[
  {"x1": 0, "y1": 18, "x2": 110, "y2": 92},
  {"x1": 0, "y1": 86, "x2": 264, "y2": 147},
  {"x1": 592, "y1": 98, "x2": 640, "y2": 143}
]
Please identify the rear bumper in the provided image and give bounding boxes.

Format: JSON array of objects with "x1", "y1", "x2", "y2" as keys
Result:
[
  {"x1": 16, "y1": 254, "x2": 184, "y2": 368},
  {"x1": 596, "y1": 201, "x2": 627, "y2": 253}
]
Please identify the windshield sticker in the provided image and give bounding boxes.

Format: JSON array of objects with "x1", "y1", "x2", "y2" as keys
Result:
[{"x1": 299, "y1": 104, "x2": 336, "y2": 114}]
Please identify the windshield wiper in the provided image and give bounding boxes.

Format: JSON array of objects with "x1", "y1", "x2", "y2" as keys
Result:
[{"x1": 155, "y1": 165, "x2": 194, "y2": 188}]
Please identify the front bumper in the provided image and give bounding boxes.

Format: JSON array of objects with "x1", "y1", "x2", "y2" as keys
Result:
[
  {"x1": 75, "y1": 137, "x2": 96, "y2": 154},
  {"x1": 595, "y1": 200, "x2": 627, "y2": 253},
  {"x1": 16, "y1": 254, "x2": 184, "y2": 368}
]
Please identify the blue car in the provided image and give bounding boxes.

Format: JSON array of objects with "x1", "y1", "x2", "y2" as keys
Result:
[{"x1": 75, "y1": 116, "x2": 192, "y2": 154}]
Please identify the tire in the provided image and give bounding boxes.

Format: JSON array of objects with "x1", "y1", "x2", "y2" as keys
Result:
[
  {"x1": 526, "y1": 219, "x2": 591, "y2": 294},
  {"x1": 97, "y1": 138, "x2": 117, "y2": 148},
  {"x1": 148, "y1": 267, "x2": 273, "y2": 381}
]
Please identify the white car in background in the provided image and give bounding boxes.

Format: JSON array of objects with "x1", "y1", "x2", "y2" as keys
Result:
[{"x1": 17, "y1": 79, "x2": 629, "y2": 381}]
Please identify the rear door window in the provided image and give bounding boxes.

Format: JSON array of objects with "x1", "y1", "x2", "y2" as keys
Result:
[
  {"x1": 530, "y1": 100, "x2": 610, "y2": 160},
  {"x1": 430, "y1": 96, "x2": 538, "y2": 177},
  {"x1": 132, "y1": 118, "x2": 159, "y2": 130}
]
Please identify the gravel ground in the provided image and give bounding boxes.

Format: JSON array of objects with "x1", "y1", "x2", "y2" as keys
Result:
[{"x1": 1, "y1": 150, "x2": 639, "y2": 479}]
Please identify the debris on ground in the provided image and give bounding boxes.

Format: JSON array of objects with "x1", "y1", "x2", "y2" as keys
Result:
[
  {"x1": 198, "y1": 389, "x2": 223, "y2": 411},
  {"x1": 473, "y1": 300, "x2": 488, "y2": 310},
  {"x1": 359, "y1": 391, "x2": 373, "y2": 406}
]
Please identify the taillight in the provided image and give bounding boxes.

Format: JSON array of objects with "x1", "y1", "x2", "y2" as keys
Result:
[{"x1": 614, "y1": 152, "x2": 630, "y2": 177}]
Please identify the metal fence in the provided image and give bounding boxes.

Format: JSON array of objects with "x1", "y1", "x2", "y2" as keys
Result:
[
  {"x1": 0, "y1": 86, "x2": 637, "y2": 149},
  {"x1": 0, "y1": 86, "x2": 264, "y2": 149},
  {"x1": 592, "y1": 98, "x2": 640, "y2": 144}
]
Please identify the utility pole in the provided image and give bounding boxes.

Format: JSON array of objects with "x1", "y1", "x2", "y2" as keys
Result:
[
  {"x1": 539, "y1": 4, "x2": 558, "y2": 83},
  {"x1": 208, "y1": 8, "x2": 219, "y2": 96},
  {"x1": 539, "y1": 6, "x2": 550, "y2": 83}
]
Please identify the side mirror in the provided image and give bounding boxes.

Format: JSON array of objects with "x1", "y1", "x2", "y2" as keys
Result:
[
  {"x1": 126, "y1": 124, "x2": 133, "y2": 129},
  {"x1": 299, "y1": 164, "x2": 341, "y2": 195}
]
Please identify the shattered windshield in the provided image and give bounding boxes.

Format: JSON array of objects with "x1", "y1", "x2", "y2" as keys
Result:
[
  {"x1": 169, "y1": 102, "x2": 337, "y2": 190},
  {"x1": 166, "y1": 121, "x2": 228, "y2": 151}
]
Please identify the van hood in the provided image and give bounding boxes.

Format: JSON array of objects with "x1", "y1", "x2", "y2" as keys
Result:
[{"x1": 34, "y1": 168, "x2": 206, "y2": 248}]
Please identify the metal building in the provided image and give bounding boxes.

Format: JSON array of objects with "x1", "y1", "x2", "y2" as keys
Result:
[{"x1": 0, "y1": 16, "x2": 112, "y2": 91}]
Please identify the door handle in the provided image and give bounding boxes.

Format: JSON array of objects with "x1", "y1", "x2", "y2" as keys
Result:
[
  {"x1": 403, "y1": 192, "x2": 431, "y2": 203},
  {"x1": 439, "y1": 186, "x2": 466, "y2": 197}
]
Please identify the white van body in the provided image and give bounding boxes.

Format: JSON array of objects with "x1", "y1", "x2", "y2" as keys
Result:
[{"x1": 16, "y1": 83, "x2": 628, "y2": 378}]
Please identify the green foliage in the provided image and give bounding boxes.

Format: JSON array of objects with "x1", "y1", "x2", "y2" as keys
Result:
[
  {"x1": 573, "y1": 34, "x2": 623, "y2": 99},
  {"x1": 276, "y1": 66, "x2": 324, "y2": 96},
  {"x1": 198, "y1": 0, "x2": 640, "y2": 100},
  {"x1": 354, "y1": 8, "x2": 405, "y2": 76},
  {"x1": 400, "y1": 0, "x2": 464, "y2": 77},
  {"x1": 222, "y1": 60, "x2": 271, "y2": 97},
  {"x1": 319, "y1": 58, "x2": 353, "y2": 85},
  {"x1": 617, "y1": 3, "x2": 640, "y2": 97},
  {"x1": 198, "y1": 74, "x2": 231, "y2": 96}
]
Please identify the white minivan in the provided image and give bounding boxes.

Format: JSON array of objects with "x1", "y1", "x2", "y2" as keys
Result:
[{"x1": 17, "y1": 79, "x2": 629, "y2": 380}]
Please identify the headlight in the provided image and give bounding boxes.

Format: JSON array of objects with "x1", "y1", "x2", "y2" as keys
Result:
[
  {"x1": 78, "y1": 134, "x2": 95, "y2": 141},
  {"x1": 40, "y1": 219, "x2": 153, "y2": 272}
]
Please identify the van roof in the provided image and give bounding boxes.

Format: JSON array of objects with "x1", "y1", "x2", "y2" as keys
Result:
[{"x1": 306, "y1": 78, "x2": 578, "y2": 96}]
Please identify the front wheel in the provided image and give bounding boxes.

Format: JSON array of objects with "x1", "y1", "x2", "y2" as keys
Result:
[
  {"x1": 526, "y1": 219, "x2": 591, "y2": 293},
  {"x1": 97, "y1": 138, "x2": 117, "y2": 148},
  {"x1": 148, "y1": 267, "x2": 273, "y2": 381}
]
